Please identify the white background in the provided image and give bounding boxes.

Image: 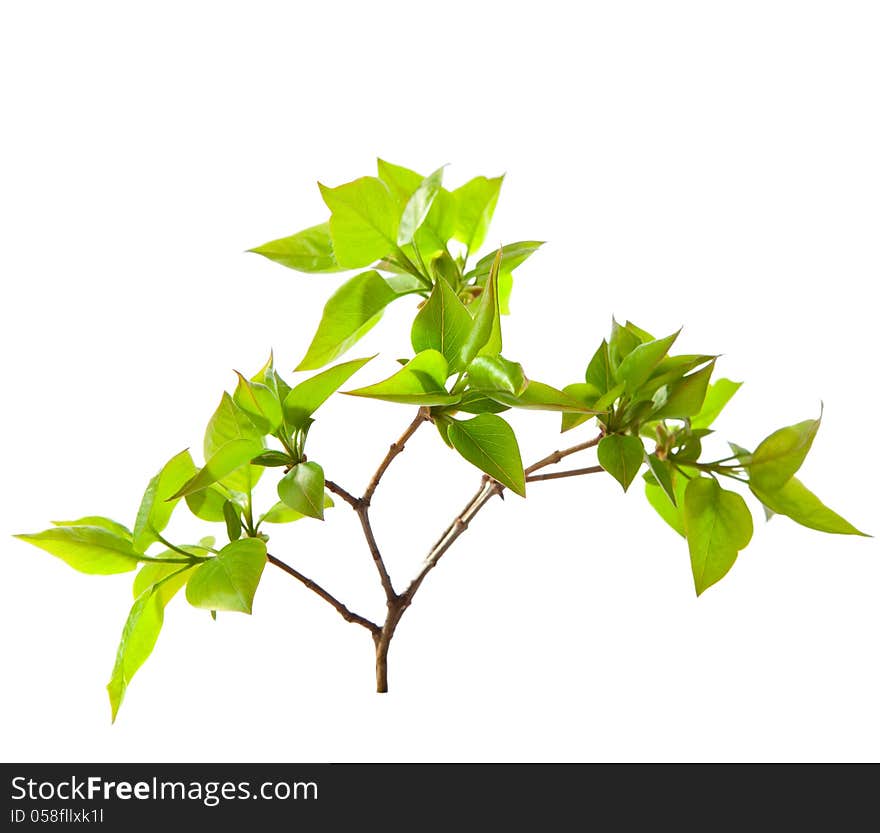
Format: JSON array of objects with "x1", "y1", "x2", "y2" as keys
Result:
[{"x1": 1, "y1": 1, "x2": 877, "y2": 763}]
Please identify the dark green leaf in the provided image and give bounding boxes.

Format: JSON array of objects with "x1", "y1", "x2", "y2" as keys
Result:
[
  {"x1": 411, "y1": 278, "x2": 473, "y2": 373},
  {"x1": 185, "y1": 538, "x2": 268, "y2": 614},
  {"x1": 448, "y1": 414, "x2": 525, "y2": 496},
  {"x1": 684, "y1": 477, "x2": 753, "y2": 595},
  {"x1": 652, "y1": 360, "x2": 715, "y2": 419},
  {"x1": 15, "y1": 526, "x2": 139, "y2": 575},
  {"x1": 398, "y1": 167, "x2": 444, "y2": 246},
  {"x1": 597, "y1": 434, "x2": 644, "y2": 492},
  {"x1": 170, "y1": 439, "x2": 264, "y2": 500},
  {"x1": 296, "y1": 271, "x2": 399, "y2": 371},
  {"x1": 248, "y1": 222, "x2": 344, "y2": 273},
  {"x1": 233, "y1": 372, "x2": 282, "y2": 435},
  {"x1": 319, "y1": 176, "x2": 400, "y2": 268},
  {"x1": 751, "y1": 478, "x2": 867, "y2": 536},
  {"x1": 748, "y1": 414, "x2": 821, "y2": 493},
  {"x1": 260, "y1": 493, "x2": 334, "y2": 525},
  {"x1": 223, "y1": 500, "x2": 242, "y2": 541},
  {"x1": 691, "y1": 379, "x2": 743, "y2": 430},
  {"x1": 277, "y1": 461, "x2": 326, "y2": 520},
  {"x1": 345, "y1": 351, "x2": 458, "y2": 406},
  {"x1": 132, "y1": 449, "x2": 198, "y2": 552},
  {"x1": 284, "y1": 355, "x2": 375, "y2": 429},
  {"x1": 615, "y1": 330, "x2": 680, "y2": 392},
  {"x1": 250, "y1": 450, "x2": 292, "y2": 467},
  {"x1": 466, "y1": 355, "x2": 527, "y2": 396},
  {"x1": 459, "y1": 249, "x2": 502, "y2": 365},
  {"x1": 452, "y1": 175, "x2": 504, "y2": 254}
]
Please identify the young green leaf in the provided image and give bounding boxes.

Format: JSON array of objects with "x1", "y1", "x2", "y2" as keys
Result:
[
  {"x1": 248, "y1": 222, "x2": 344, "y2": 273},
  {"x1": 233, "y1": 372, "x2": 283, "y2": 435},
  {"x1": 185, "y1": 485, "x2": 228, "y2": 522},
  {"x1": 459, "y1": 249, "x2": 502, "y2": 365},
  {"x1": 250, "y1": 450, "x2": 292, "y2": 468},
  {"x1": 15, "y1": 526, "x2": 140, "y2": 575},
  {"x1": 644, "y1": 469, "x2": 690, "y2": 537},
  {"x1": 447, "y1": 414, "x2": 526, "y2": 496},
  {"x1": 319, "y1": 176, "x2": 400, "y2": 268},
  {"x1": 204, "y1": 393, "x2": 264, "y2": 496},
  {"x1": 691, "y1": 379, "x2": 742, "y2": 430},
  {"x1": 645, "y1": 454, "x2": 678, "y2": 506},
  {"x1": 452, "y1": 390, "x2": 511, "y2": 415},
  {"x1": 277, "y1": 461, "x2": 327, "y2": 520},
  {"x1": 132, "y1": 449, "x2": 198, "y2": 552},
  {"x1": 170, "y1": 439, "x2": 264, "y2": 500},
  {"x1": 296, "y1": 271, "x2": 400, "y2": 371},
  {"x1": 585, "y1": 340, "x2": 614, "y2": 394},
  {"x1": 185, "y1": 538, "x2": 268, "y2": 614},
  {"x1": 344, "y1": 351, "x2": 459, "y2": 406},
  {"x1": 259, "y1": 492, "x2": 334, "y2": 525},
  {"x1": 486, "y1": 380, "x2": 602, "y2": 413},
  {"x1": 398, "y1": 166, "x2": 444, "y2": 246},
  {"x1": 107, "y1": 585, "x2": 165, "y2": 722},
  {"x1": 284, "y1": 355, "x2": 375, "y2": 429},
  {"x1": 452, "y1": 175, "x2": 504, "y2": 254},
  {"x1": 750, "y1": 478, "x2": 867, "y2": 536},
  {"x1": 466, "y1": 355, "x2": 528, "y2": 396},
  {"x1": 652, "y1": 361, "x2": 715, "y2": 420},
  {"x1": 615, "y1": 330, "x2": 680, "y2": 392},
  {"x1": 252, "y1": 351, "x2": 293, "y2": 404},
  {"x1": 467, "y1": 241, "x2": 544, "y2": 282},
  {"x1": 133, "y1": 560, "x2": 195, "y2": 604},
  {"x1": 560, "y1": 383, "x2": 601, "y2": 432},
  {"x1": 684, "y1": 477, "x2": 754, "y2": 596},
  {"x1": 597, "y1": 434, "x2": 645, "y2": 492},
  {"x1": 748, "y1": 414, "x2": 821, "y2": 493},
  {"x1": 51, "y1": 516, "x2": 132, "y2": 540},
  {"x1": 411, "y1": 277, "x2": 473, "y2": 373},
  {"x1": 608, "y1": 318, "x2": 641, "y2": 366}
]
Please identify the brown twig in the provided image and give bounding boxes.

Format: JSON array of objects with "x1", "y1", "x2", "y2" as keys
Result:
[
  {"x1": 267, "y1": 554, "x2": 380, "y2": 636},
  {"x1": 362, "y1": 407, "x2": 430, "y2": 505},
  {"x1": 524, "y1": 433, "x2": 603, "y2": 475},
  {"x1": 324, "y1": 479, "x2": 360, "y2": 509},
  {"x1": 526, "y1": 465, "x2": 604, "y2": 482},
  {"x1": 355, "y1": 504, "x2": 397, "y2": 601}
]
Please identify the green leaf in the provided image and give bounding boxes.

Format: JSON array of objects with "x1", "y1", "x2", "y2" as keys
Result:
[
  {"x1": 411, "y1": 278, "x2": 473, "y2": 373},
  {"x1": 15, "y1": 526, "x2": 139, "y2": 575},
  {"x1": 452, "y1": 175, "x2": 504, "y2": 254},
  {"x1": 250, "y1": 450, "x2": 292, "y2": 468},
  {"x1": 253, "y1": 352, "x2": 292, "y2": 404},
  {"x1": 645, "y1": 454, "x2": 678, "y2": 506},
  {"x1": 233, "y1": 372, "x2": 282, "y2": 435},
  {"x1": 748, "y1": 414, "x2": 821, "y2": 493},
  {"x1": 585, "y1": 340, "x2": 614, "y2": 394},
  {"x1": 447, "y1": 414, "x2": 526, "y2": 496},
  {"x1": 260, "y1": 493, "x2": 334, "y2": 525},
  {"x1": 132, "y1": 449, "x2": 198, "y2": 552},
  {"x1": 204, "y1": 393, "x2": 264, "y2": 495},
  {"x1": 284, "y1": 355, "x2": 375, "y2": 429},
  {"x1": 684, "y1": 477, "x2": 754, "y2": 595},
  {"x1": 320, "y1": 176, "x2": 400, "y2": 268},
  {"x1": 691, "y1": 379, "x2": 742, "y2": 430},
  {"x1": 750, "y1": 478, "x2": 867, "y2": 536},
  {"x1": 277, "y1": 462, "x2": 327, "y2": 520},
  {"x1": 107, "y1": 586, "x2": 165, "y2": 722},
  {"x1": 560, "y1": 383, "x2": 601, "y2": 432},
  {"x1": 398, "y1": 166, "x2": 444, "y2": 246},
  {"x1": 453, "y1": 390, "x2": 511, "y2": 415},
  {"x1": 652, "y1": 360, "x2": 715, "y2": 420},
  {"x1": 608, "y1": 318, "x2": 641, "y2": 366},
  {"x1": 468, "y1": 241, "x2": 544, "y2": 281},
  {"x1": 487, "y1": 380, "x2": 602, "y2": 413},
  {"x1": 466, "y1": 355, "x2": 527, "y2": 396},
  {"x1": 624, "y1": 321, "x2": 655, "y2": 343},
  {"x1": 597, "y1": 434, "x2": 644, "y2": 492},
  {"x1": 185, "y1": 538, "x2": 268, "y2": 614},
  {"x1": 644, "y1": 469, "x2": 690, "y2": 537},
  {"x1": 615, "y1": 330, "x2": 680, "y2": 392},
  {"x1": 459, "y1": 249, "x2": 502, "y2": 365},
  {"x1": 345, "y1": 350, "x2": 459, "y2": 406},
  {"x1": 185, "y1": 485, "x2": 228, "y2": 522},
  {"x1": 133, "y1": 560, "x2": 195, "y2": 604},
  {"x1": 223, "y1": 500, "x2": 242, "y2": 541},
  {"x1": 296, "y1": 270, "x2": 400, "y2": 371},
  {"x1": 248, "y1": 222, "x2": 344, "y2": 273},
  {"x1": 170, "y1": 439, "x2": 264, "y2": 500},
  {"x1": 52, "y1": 516, "x2": 132, "y2": 540}
]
